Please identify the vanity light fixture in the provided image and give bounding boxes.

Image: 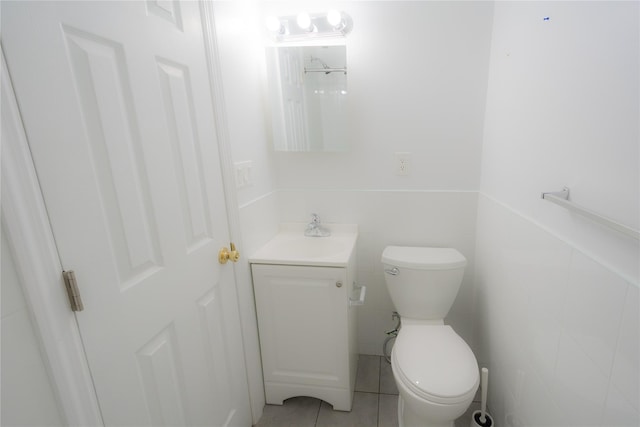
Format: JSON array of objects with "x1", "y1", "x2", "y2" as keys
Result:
[{"x1": 265, "y1": 10, "x2": 352, "y2": 42}]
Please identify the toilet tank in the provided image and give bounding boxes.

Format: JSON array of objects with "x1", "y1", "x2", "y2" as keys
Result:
[{"x1": 381, "y1": 246, "x2": 467, "y2": 320}]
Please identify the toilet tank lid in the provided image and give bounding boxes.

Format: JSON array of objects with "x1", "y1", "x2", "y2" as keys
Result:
[{"x1": 381, "y1": 246, "x2": 467, "y2": 270}]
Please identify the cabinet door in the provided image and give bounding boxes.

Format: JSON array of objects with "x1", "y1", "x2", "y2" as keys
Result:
[{"x1": 252, "y1": 265, "x2": 349, "y2": 389}]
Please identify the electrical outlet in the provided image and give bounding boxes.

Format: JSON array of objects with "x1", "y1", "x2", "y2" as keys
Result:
[
  {"x1": 395, "y1": 152, "x2": 411, "y2": 176},
  {"x1": 234, "y1": 161, "x2": 253, "y2": 188}
]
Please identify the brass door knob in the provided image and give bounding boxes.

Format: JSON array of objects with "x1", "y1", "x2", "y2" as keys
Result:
[{"x1": 219, "y1": 242, "x2": 240, "y2": 264}]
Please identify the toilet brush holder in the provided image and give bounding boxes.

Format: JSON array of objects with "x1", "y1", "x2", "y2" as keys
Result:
[
  {"x1": 470, "y1": 367, "x2": 494, "y2": 427},
  {"x1": 470, "y1": 409, "x2": 494, "y2": 427}
]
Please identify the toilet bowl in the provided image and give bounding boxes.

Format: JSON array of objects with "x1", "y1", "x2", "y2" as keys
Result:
[
  {"x1": 382, "y1": 246, "x2": 479, "y2": 427},
  {"x1": 392, "y1": 322, "x2": 479, "y2": 427}
]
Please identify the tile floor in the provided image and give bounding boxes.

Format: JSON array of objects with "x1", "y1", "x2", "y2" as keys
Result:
[{"x1": 254, "y1": 355, "x2": 480, "y2": 427}]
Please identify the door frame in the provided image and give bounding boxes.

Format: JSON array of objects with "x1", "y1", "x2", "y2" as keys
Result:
[
  {"x1": 1, "y1": 48, "x2": 104, "y2": 425},
  {"x1": 1, "y1": 4, "x2": 263, "y2": 425},
  {"x1": 197, "y1": 2, "x2": 265, "y2": 423},
  {"x1": 199, "y1": 1, "x2": 265, "y2": 424}
]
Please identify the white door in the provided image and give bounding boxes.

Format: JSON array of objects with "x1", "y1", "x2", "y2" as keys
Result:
[{"x1": 2, "y1": 1, "x2": 251, "y2": 426}]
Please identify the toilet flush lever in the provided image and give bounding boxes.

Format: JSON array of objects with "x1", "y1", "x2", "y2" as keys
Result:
[{"x1": 384, "y1": 267, "x2": 399, "y2": 276}]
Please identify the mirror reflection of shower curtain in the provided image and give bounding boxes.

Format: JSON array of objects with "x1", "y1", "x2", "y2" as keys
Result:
[
  {"x1": 304, "y1": 70, "x2": 347, "y2": 151},
  {"x1": 267, "y1": 45, "x2": 347, "y2": 151},
  {"x1": 279, "y1": 48, "x2": 309, "y2": 151}
]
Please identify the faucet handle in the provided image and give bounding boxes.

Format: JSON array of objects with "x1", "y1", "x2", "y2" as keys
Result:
[{"x1": 310, "y1": 213, "x2": 321, "y2": 224}]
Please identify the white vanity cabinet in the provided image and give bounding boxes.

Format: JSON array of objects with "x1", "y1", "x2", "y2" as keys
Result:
[
  {"x1": 249, "y1": 224, "x2": 361, "y2": 411},
  {"x1": 251, "y1": 264, "x2": 359, "y2": 411}
]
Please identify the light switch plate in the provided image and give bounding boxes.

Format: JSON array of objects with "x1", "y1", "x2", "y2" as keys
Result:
[{"x1": 234, "y1": 161, "x2": 253, "y2": 188}]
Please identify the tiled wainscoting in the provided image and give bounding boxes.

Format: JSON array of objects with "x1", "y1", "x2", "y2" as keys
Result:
[
  {"x1": 475, "y1": 195, "x2": 639, "y2": 426},
  {"x1": 254, "y1": 355, "x2": 480, "y2": 427}
]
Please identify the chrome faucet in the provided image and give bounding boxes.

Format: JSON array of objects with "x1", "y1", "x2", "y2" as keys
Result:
[{"x1": 305, "y1": 213, "x2": 331, "y2": 237}]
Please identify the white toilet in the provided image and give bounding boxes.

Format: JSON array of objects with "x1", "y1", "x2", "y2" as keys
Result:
[{"x1": 382, "y1": 246, "x2": 479, "y2": 427}]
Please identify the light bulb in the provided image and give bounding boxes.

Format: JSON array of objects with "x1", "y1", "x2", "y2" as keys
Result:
[
  {"x1": 327, "y1": 10, "x2": 342, "y2": 27},
  {"x1": 296, "y1": 12, "x2": 312, "y2": 31},
  {"x1": 265, "y1": 16, "x2": 282, "y2": 33}
]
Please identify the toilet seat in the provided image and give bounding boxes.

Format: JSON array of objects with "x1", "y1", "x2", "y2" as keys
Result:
[{"x1": 392, "y1": 324, "x2": 479, "y2": 405}]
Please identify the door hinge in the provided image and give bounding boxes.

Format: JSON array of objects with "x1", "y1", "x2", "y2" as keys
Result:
[{"x1": 62, "y1": 270, "x2": 84, "y2": 312}]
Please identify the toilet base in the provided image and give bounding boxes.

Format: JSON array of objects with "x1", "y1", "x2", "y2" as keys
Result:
[
  {"x1": 398, "y1": 395, "x2": 454, "y2": 427},
  {"x1": 390, "y1": 324, "x2": 479, "y2": 427}
]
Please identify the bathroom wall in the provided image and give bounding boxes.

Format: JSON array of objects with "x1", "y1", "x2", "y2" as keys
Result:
[
  {"x1": 270, "y1": 1, "x2": 493, "y2": 192},
  {"x1": 216, "y1": 1, "x2": 495, "y2": 356},
  {"x1": 212, "y1": 1, "x2": 277, "y2": 211},
  {"x1": 476, "y1": 2, "x2": 639, "y2": 426}
]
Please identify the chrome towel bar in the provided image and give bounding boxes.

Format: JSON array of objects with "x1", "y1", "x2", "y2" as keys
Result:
[
  {"x1": 541, "y1": 187, "x2": 639, "y2": 240},
  {"x1": 304, "y1": 67, "x2": 347, "y2": 74}
]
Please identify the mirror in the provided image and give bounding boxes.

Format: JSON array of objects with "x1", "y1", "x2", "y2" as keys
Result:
[{"x1": 266, "y1": 45, "x2": 347, "y2": 152}]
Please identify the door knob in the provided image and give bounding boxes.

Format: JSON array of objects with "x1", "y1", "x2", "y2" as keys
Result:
[{"x1": 218, "y1": 242, "x2": 240, "y2": 264}]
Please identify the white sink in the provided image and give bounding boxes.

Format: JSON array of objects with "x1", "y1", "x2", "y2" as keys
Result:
[{"x1": 249, "y1": 223, "x2": 358, "y2": 267}]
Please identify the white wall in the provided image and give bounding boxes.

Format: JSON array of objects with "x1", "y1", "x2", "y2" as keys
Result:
[
  {"x1": 212, "y1": 1, "x2": 277, "y2": 209},
  {"x1": 476, "y1": 2, "x2": 639, "y2": 426},
  {"x1": 271, "y1": 1, "x2": 493, "y2": 191},
  {"x1": 218, "y1": 1, "x2": 495, "y2": 356},
  {"x1": 480, "y1": 1, "x2": 639, "y2": 282},
  {"x1": 212, "y1": 0, "x2": 281, "y2": 277},
  {"x1": 1, "y1": 228, "x2": 65, "y2": 426}
]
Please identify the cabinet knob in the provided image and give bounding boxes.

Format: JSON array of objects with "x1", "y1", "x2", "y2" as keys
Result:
[{"x1": 336, "y1": 281, "x2": 343, "y2": 288}]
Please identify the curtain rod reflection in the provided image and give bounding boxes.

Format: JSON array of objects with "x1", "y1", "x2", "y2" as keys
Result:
[{"x1": 304, "y1": 67, "x2": 347, "y2": 75}]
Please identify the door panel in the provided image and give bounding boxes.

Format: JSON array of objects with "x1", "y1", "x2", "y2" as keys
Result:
[
  {"x1": 156, "y1": 57, "x2": 214, "y2": 251},
  {"x1": 2, "y1": 1, "x2": 251, "y2": 425},
  {"x1": 63, "y1": 24, "x2": 164, "y2": 287},
  {"x1": 136, "y1": 325, "x2": 189, "y2": 426}
]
